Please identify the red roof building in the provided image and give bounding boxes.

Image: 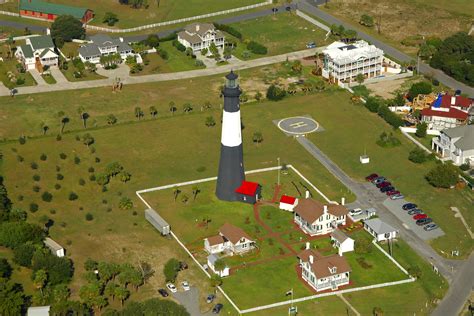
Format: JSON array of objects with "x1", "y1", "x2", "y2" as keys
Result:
[
  {"x1": 280, "y1": 195, "x2": 296, "y2": 205},
  {"x1": 235, "y1": 181, "x2": 261, "y2": 204},
  {"x1": 438, "y1": 94, "x2": 473, "y2": 110},
  {"x1": 422, "y1": 94, "x2": 471, "y2": 131}
]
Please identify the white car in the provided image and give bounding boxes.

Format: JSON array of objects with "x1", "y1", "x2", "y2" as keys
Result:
[
  {"x1": 166, "y1": 283, "x2": 177, "y2": 293},
  {"x1": 349, "y1": 208, "x2": 363, "y2": 216},
  {"x1": 181, "y1": 281, "x2": 190, "y2": 291}
]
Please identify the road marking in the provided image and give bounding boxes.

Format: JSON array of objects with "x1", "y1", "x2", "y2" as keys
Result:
[
  {"x1": 290, "y1": 121, "x2": 308, "y2": 129},
  {"x1": 402, "y1": 223, "x2": 410, "y2": 230}
]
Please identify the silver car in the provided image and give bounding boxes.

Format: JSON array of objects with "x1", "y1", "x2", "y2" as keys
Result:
[
  {"x1": 390, "y1": 194, "x2": 404, "y2": 200},
  {"x1": 423, "y1": 223, "x2": 438, "y2": 231},
  {"x1": 408, "y1": 209, "x2": 423, "y2": 215}
]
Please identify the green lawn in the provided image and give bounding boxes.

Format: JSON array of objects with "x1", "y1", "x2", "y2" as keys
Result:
[
  {"x1": 42, "y1": 72, "x2": 56, "y2": 84},
  {"x1": 0, "y1": 54, "x2": 36, "y2": 89},
  {"x1": 41, "y1": 0, "x2": 265, "y2": 28},
  {"x1": 60, "y1": 42, "x2": 82, "y2": 59},
  {"x1": 136, "y1": 42, "x2": 205, "y2": 75},
  {"x1": 60, "y1": 65, "x2": 106, "y2": 82},
  {"x1": 228, "y1": 13, "x2": 329, "y2": 60}
]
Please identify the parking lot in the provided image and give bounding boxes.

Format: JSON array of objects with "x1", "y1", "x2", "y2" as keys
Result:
[{"x1": 383, "y1": 198, "x2": 445, "y2": 240}]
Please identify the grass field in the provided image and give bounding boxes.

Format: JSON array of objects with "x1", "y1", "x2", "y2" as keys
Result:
[
  {"x1": 0, "y1": 57, "x2": 37, "y2": 89},
  {"x1": 227, "y1": 13, "x2": 328, "y2": 60},
  {"x1": 42, "y1": 72, "x2": 57, "y2": 84},
  {"x1": 41, "y1": 0, "x2": 265, "y2": 28},
  {"x1": 321, "y1": 0, "x2": 473, "y2": 56}
]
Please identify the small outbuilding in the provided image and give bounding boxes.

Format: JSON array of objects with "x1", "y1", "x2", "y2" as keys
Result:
[
  {"x1": 235, "y1": 181, "x2": 261, "y2": 204},
  {"x1": 279, "y1": 195, "x2": 298, "y2": 212},
  {"x1": 27, "y1": 306, "x2": 50, "y2": 316},
  {"x1": 44, "y1": 237, "x2": 65, "y2": 257},
  {"x1": 363, "y1": 218, "x2": 398, "y2": 242},
  {"x1": 145, "y1": 208, "x2": 170, "y2": 236},
  {"x1": 330, "y1": 230, "x2": 354, "y2": 256},
  {"x1": 207, "y1": 254, "x2": 230, "y2": 277}
]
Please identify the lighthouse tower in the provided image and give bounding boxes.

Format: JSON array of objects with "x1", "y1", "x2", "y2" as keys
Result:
[{"x1": 216, "y1": 71, "x2": 245, "y2": 201}]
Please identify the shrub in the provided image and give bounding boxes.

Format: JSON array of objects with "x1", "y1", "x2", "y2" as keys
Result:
[
  {"x1": 376, "y1": 132, "x2": 401, "y2": 147},
  {"x1": 31, "y1": 162, "x2": 38, "y2": 169},
  {"x1": 163, "y1": 258, "x2": 180, "y2": 282},
  {"x1": 119, "y1": 197, "x2": 133, "y2": 210},
  {"x1": 29, "y1": 203, "x2": 39, "y2": 213},
  {"x1": 158, "y1": 48, "x2": 169, "y2": 60},
  {"x1": 426, "y1": 164, "x2": 459, "y2": 188},
  {"x1": 17, "y1": 155, "x2": 24, "y2": 162},
  {"x1": 88, "y1": 167, "x2": 95, "y2": 173},
  {"x1": 96, "y1": 173, "x2": 110, "y2": 186},
  {"x1": 32, "y1": 185, "x2": 40, "y2": 192},
  {"x1": 13, "y1": 243, "x2": 36, "y2": 267},
  {"x1": 89, "y1": 174, "x2": 96, "y2": 181},
  {"x1": 364, "y1": 96, "x2": 382, "y2": 113},
  {"x1": 247, "y1": 41, "x2": 267, "y2": 55},
  {"x1": 68, "y1": 192, "x2": 78, "y2": 201},
  {"x1": 33, "y1": 174, "x2": 41, "y2": 182},
  {"x1": 408, "y1": 147, "x2": 428, "y2": 163},
  {"x1": 213, "y1": 23, "x2": 242, "y2": 39},
  {"x1": 408, "y1": 81, "x2": 432, "y2": 100},
  {"x1": 172, "y1": 40, "x2": 186, "y2": 52},
  {"x1": 79, "y1": 178, "x2": 86, "y2": 186},
  {"x1": 41, "y1": 192, "x2": 53, "y2": 202},
  {"x1": 40, "y1": 153, "x2": 47, "y2": 161},
  {"x1": 74, "y1": 156, "x2": 81, "y2": 165},
  {"x1": 57, "y1": 173, "x2": 64, "y2": 180},
  {"x1": 56, "y1": 166, "x2": 61, "y2": 172},
  {"x1": 59, "y1": 153, "x2": 67, "y2": 160},
  {"x1": 266, "y1": 84, "x2": 286, "y2": 101},
  {"x1": 460, "y1": 163, "x2": 470, "y2": 171},
  {"x1": 85, "y1": 213, "x2": 94, "y2": 221},
  {"x1": 32, "y1": 251, "x2": 73, "y2": 285},
  {"x1": 56, "y1": 134, "x2": 62, "y2": 141},
  {"x1": 95, "y1": 157, "x2": 101, "y2": 163},
  {"x1": 195, "y1": 60, "x2": 204, "y2": 67},
  {"x1": 54, "y1": 183, "x2": 61, "y2": 190},
  {"x1": 415, "y1": 122, "x2": 427, "y2": 138}
]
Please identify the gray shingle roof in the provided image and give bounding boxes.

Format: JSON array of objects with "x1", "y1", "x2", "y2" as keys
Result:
[
  {"x1": 78, "y1": 44, "x2": 101, "y2": 58},
  {"x1": 29, "y1": 35, "x2": 54, "y2": 50},
  {"x1": 178, "y1": 31, "x2": 202, "y2": 44},
  {"x1": 364, "y1": 218, "x2": 397, "y2": 235},
  {"x1": 184, "y1": 23, "x2": 215, "y2": 36},
  {"x1": 79, "y1": 34, "x2": 132, "y2": 58},
  {"x1": 19, "y1": 44, "x2": 34, "y2": 58},
  {"x1": 330, "y1": 229, "x2": 351, "y2": 243},
  {"x1": 443, "y1": 125, "x2": 474, "y2": 151}
]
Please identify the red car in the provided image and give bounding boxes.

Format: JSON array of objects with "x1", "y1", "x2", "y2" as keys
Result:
[
  {"x1": 376, "y1": 181, "x2": 391, "y2": 188},
  {"x1": 413, "y1": 214, "x2": 427, "y2": 220},
  {"x1": 386, "y1": 190, "x2": 400, "y2": 196},
  {"x1": 366, "y1": 173, "x2": 379, "y2": 181}
]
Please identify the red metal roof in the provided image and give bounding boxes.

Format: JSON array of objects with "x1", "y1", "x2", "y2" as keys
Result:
[
  {"x1": 439, "y1": 95, "x2": 473, "y2": 109},
  {"x1": 421, "y1": 107, "x2": 468, "y2": 120},
  {"x1": 280, "y1": 195, "x2": 296, "y2": 204},
  {"x1": 235, "y1": 181, "x2": 259, "y2": 196}
]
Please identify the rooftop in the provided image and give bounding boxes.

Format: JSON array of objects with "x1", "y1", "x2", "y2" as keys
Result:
[
  {"x1": 442, "y1": 125, "x2": 474, "y2": 151},
  {"x1": 28, "y1": 35, "x2": 54, "y2": 51},
  {"x1": 364, "y1": 218, "x2": 397, "y2": 234},
  {"x1": 330, "y1": 229, "x2": 351, "y2": 244},
  {"x1": 421, "y1": 107, "x2": 468, "y2": 120},
  {"x1": 219, "y1": 223, "x2": 253, "y2": 244},
  {"x1": 235, "y1": 181, "x2": 259, "y2": 196},
  {"x1": 280, "y1": 195, "x2": 297, "y2": 205},
  {"x1": 298, "y1": 249, "x2": 351, "y2": 278},
  {"x1": 44, "y1": 237, "x2": 63, "y2": 251},
  {"x1": 323, "y1": 40, "x2": 383, "y2": 64},
  {"x1": 20, "y1": 0, "x2": 89, "y2": 19},
  {"x1": 294, "y1": 198, "x2": 348, "y2": 223}
]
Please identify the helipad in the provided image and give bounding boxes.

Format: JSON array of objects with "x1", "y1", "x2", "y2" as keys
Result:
[{"x1": 276, "y1": 116, "x2": 321, "y2": 136}]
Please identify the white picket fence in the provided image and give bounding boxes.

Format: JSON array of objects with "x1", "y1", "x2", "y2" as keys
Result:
[
  {"x1": 0, "y1": 10, "x2": 19, "y2": 17},
  {"x1": 85, "y1": 0, "x2": 272, "y2": 33}
]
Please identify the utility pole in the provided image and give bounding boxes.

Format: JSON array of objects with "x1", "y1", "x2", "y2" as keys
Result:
[{"x1": 277, "y1": 157, "x2": 281, "y2": 186}]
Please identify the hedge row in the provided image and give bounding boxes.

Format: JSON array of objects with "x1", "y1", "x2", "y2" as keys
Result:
[{"x1": 213, "y1": 23, "x2": 242, "y2": 40}]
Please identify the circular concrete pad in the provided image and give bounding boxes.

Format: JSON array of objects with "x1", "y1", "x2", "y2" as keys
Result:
[{"x1": 277, "y1": 117, "x2": 319, "y2": 135}]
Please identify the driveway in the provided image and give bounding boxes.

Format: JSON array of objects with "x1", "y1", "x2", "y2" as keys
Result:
[
  {"x1": 49, "y1": 67, "x2": 68, "y2": 84},
  {"x1": 29, "y1": 69, "x2": 47, "y2": 86},
  {"x1": 172, "y1": 287, "x2": 212, "y2": 316}
]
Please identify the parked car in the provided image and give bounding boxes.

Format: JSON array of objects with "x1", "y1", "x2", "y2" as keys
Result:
[
  {"x1": 413, "y1": 214, "x2": 428, "y2": 220},
  {"x1": 179, "y1": 261, "x2": 188, "y2": 271},
  {"x1": 408, "y1": 209, "x2": 424, "y2": 215},
  {"x1": 366, "y1": 173, "x2": 379, "y2": 181},
  {"x1": 349, "y1": 208, "x2": 363, "y2": 216},
  {"x1": 286, "y1": 6, "x2": 292, "y2": 11},
  {"x1": 380, "y1": 186, "x2": 395, "y2": 193},
  {"x1": 402, "y1": 203, "x2": 417, "y2": 210},
  {"x1": 207, "y1": 294, "x2": 216, "y2": 304},
  {"x1": 372, "y1": 177, "x2": 386, "y2": 184},
  {"x1": 166, "y1": 283, "x2": 177, "y2": 293},
  {"x1": 376, "y1": 182, "x2": 391, "y2": 189},
  {"x1": 390, "y1": 194, "x2": 404, "y2": 200},
  {"x1": 424, "y1": 223, "x2": 438, "y2": 231},
  {"x1": 306, "y1": 42, "x2": 317, "y2": 48},
  {"x1": 416, "y1": 218, "x2": 433, "y2": 226},
  {"x1": 212, "y1": 303, "x2": 224, "y2": 314},
  {"x1": 181, "y1": 281, "x2": 190, "y2": 291},
  {"x1": 386, "y1": 190, "x2": 400, "y2": 196},
  {"x1": 158, "y1": 289, "x2": 169, "y2": 297}
]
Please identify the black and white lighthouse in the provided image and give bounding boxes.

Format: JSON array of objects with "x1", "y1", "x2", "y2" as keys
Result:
[{"x1": 215, "y1": 71, "x2": 245, "y2": 201}]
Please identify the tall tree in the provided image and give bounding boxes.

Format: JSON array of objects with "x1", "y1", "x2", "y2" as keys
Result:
[
  {"x1": 51, "y1": 15, "x2": 85, "y2": 43},
  {"x1": 137, "y1": 261, "x2": 154, "y2": 285},
  {"x1": 57, "y1": 111, "x2": 69, "y2": 134},
  {"x1": 134, "y1": 107, "x2": 144, "y2": 120},
  {"x1": 104, "y1": 282, "x2": 118, "y2": 301},
  {"x1": 40, "y1": 122, "x2": 49, "y2": 136},
  {"x1": 191, "y1": 186, "x2": 200, "y2": 200},
  {"x1": 77, "y1": 106, "x2": 89, "y2": 128},
  {"x1": 114, "y1": 286, "x2": 130, "y2": 307},
  {"x1": 0, "y1": 279, "x2": 25, "y2": 315},
  {"x1": 169, "y1": 101, "x2": 176, "y2": 115},
  {"x1": 33, "y1": 269, "x2": 47, "y2": 294}
]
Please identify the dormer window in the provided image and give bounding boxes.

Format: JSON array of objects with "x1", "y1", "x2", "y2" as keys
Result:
[{"x1": 329, "y1": 266, "x2": 337, "y2": 274}]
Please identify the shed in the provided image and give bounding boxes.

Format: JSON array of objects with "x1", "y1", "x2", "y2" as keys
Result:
[
  {"x1": 235, "y1": 181, "x2": 261, "y2": 204},
  {"x1": 363, "y1": 218, "x2": 398, "y2": 242},
  {"x1": 44, "y1": 237, "x2": 65, "y2": 257},
  {"x1": 145, "y1": 208, "x2": 170, "y2": 236},
  {"x1": 279, "y1": 195, "x2": 298, "y2": 212},
  {"x1": 207, "y1": 254, "x2": 230, "y2": 277},
  {"x1": 28, "y1": 306, "x2": 50, "y2": 316},
  {"x1": 330, "y1": 230, "x2": 354, "y2": 255}
]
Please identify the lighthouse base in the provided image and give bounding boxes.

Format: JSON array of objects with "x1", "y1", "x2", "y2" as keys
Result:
[{"x1": 215, "y1": 144, "x2": 245, "y2": 201}]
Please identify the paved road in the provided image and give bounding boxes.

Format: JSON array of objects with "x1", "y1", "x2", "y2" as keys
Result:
[
  {"x1": 0, "y1": 19, "x2": 48, "y2": 33},
  {"x1": 294, "y1": 136, "x2": 474, "y2": 315},
  {"x1": 1, "y1": 46, "x2": 324, "y2": 96},
  {"x1": 298, "y1": 0, "x2": 474, "y2": 98}
]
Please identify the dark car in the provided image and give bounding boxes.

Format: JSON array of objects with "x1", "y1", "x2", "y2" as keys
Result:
[
  {"x1": 285, "y1": 6, "x2": 292, "y2": 11},
  {"x1": 416, "y1": 218, "x2": 433, "y2": 226},
  {"x1": 402, "y1": 203, "x2": 417, "y2": 210},
  {"x1": 365, "y1": 173, "x2": 379, "y2": 181},
  {"x1": 380, "y1": 186, "x2": 395, "y2": 193},
  {"x1": 158, "y1": 289, "x2": 169, "y2": 297},
  {"x1": 372, "y1": 177, "x2": 386, "y2": 184},
  {"x1": 376, "y1": 181, "x2": 391, "y2": 188},
  {"x1": 179, "y1": 261, "x2": 188, "y2": 271},
  {"x1": 212, "y1": 303, "x2": 223, "y2": 314},
  {"x1": 207, "y1": 294, "x2": 216, "y2": 304}
]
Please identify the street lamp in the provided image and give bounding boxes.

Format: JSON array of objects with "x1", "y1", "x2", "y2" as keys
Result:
[{"x1": 277, "y1": 157, "x2": 281, "y2": 186}]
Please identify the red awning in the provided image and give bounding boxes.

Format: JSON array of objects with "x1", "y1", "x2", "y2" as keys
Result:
[
  {"x1": 235, "y1": 181, "x2": 259, "y2": 196},
  {"x1": 280, "y1": 195, "x2": 296, "y2": 204}
]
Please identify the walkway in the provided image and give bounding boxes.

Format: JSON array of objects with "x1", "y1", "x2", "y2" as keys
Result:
[
  {"x1": 297, "y1": 0, "x2": 474, "y2": 98},
  {"x1": 2, "y1": 47, "x2": 324, "y2": 97},
  {"x1": 29, "y1": 69, "x2": 46, "y2": 86},
  {"x1": 49, "y1": 67, "x2": 69, "y2": 84}
]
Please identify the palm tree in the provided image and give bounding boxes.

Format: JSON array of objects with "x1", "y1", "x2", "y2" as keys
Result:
[
  {"x1": 214, "y1": 259, "x2": 226, "y2": 273},
  {"x1": 57, "y1": 111, "x2": 69, "y2": 134},
  {"x1": 355, "y1": 73, "x2": 365, "y2": 86},
  {"x1": 77, "y1": 106, "x2": 89, "y2": 128},
  {"x1": 149, "y1": 106, "x2": 158, "y2": 118},
  {"x1": 114, "y1": 287, "x2": 130, "y2": 307},
  {"x1": 192, "y1": 186, "x2": 200, "y2": 200},
  {"x1": 252, "y1": 132, "x2": 263, "y2": 145},
  {"x1": 107, "y1": 114, "x2": 117, "y2": 125},
  {"x1": 40, "y1": 122, "x2": 49, "y2": 135},
  {"x1": 104, "y1": 282, "x2": 118, "y2": 301},
  {"x1": 169, "y1": 101, "x2": 176, "y2": 115},
  {"x1": 137, "y1": 261, "x2": 154, "y2": 284},
  {"x1": 173, "y1": 187, "x2": 181, "y2": 202}
]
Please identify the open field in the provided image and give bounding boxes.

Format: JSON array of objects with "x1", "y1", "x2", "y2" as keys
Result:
[
  {"x1": 38, "y1": 0, "x2": 265, "y2": 28},
  {"x1": 322, "y1": 0, "x2": 473, "y2": 56},
  {"x1": 227, "y1": 13, "x2": 329, "y2": 60}
]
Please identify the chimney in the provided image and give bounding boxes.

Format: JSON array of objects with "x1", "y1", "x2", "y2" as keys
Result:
[
  {"x1": 451, "y1": 96, "x2": 456, "y2": 106},
  {"x1": 323, "y1": 205, "x2": 328, "y2": 214},
  {"x1": 305, "y1": 242, "x2": 310, "y2": 250},
  {"x1": 341, "y1": 197, "x2": 345, "y2": 205},
  {"x1": 305, "y1": 190, "x2": 310, "y2": 199},
  {"x1": 309, "y1": 255, "x2": 314, "y2": 264},
  {"x1": 196, "y1": 24, "x2": 200, "y2": 32}
]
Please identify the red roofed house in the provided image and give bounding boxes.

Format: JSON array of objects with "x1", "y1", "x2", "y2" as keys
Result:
[
  {"x1": 204, "y1": 223, "x2": 255, "y2": 255},
  {"x1": 294, "y1": 199, "x2": 348, "y2": 236},
  {"x1": 298, "y1": 244, "x2": 351, "y2": 292},
  {"x1": 235, "y1": 181, "x2": 261, "y2": 204},
  {"x1": 421, "y1": 94, "x2": 472, "y2": 131},
  {"x1": 279, "y1": 195, "x2": 298, "y2": 212},
  {"x1": 19, "y1": 0, "x2": 93, "y2": 23}
]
